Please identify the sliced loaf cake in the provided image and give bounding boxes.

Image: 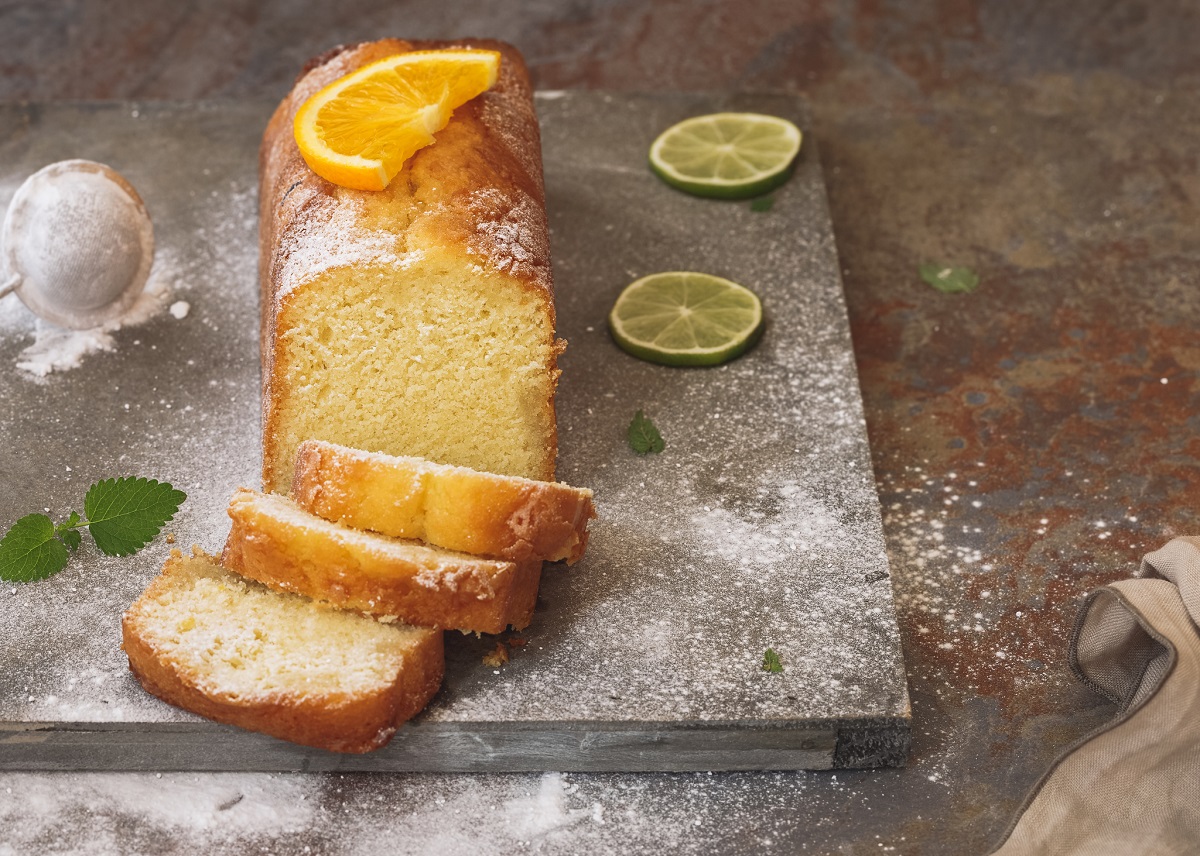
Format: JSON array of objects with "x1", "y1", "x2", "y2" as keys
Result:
[
  {"x1": 223, "y1": 489, "x2": 542, "y2": 633},
  {"x1": 292, "y1": 439, "x2": 595, "y2": 563},
  {"x1": 121, "y1": 548, "x2": 444, "y2": 754}
]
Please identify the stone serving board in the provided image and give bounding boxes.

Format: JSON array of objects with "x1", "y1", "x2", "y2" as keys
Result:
[{"x1": 0, "y1": 94, "x2": 909, "y2": 772}]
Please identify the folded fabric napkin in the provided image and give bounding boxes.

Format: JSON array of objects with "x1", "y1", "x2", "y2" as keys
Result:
[{"x1": 991, "y1": 536, "x2": 1200, "y2": 855}]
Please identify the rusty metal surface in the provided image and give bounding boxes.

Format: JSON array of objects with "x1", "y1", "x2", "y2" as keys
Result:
[{"x1": 0, "y1": 0, "x2": 1198, "y2": 853}]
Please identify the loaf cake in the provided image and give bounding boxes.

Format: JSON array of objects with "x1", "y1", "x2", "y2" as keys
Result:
[
  {"x1": 292, "y1": 439, "x2": 595, "y2": 563},
  {"x1": 259, "y1": 38, "x2": 561, "y2": 494},
  {"x1": 121, "y1": 548, "x2": 444, "y2": 754},
  {"x1": 223, "y1": 488, "x2": 542, "y2": 633}
]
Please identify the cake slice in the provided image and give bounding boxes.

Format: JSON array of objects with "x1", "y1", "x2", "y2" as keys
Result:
[
  {"x1": 121, "y1": 549, "x2": 444, "y2": 754},
  {"x1": 259, "y1": 38, "x2": 561, "y2": 494},
  {"x1": 222, "y1": 489, "x2": 542, "y2": 633},
  {"x1": 292, "y1": 439, "x2": 595, "y2": 563}
]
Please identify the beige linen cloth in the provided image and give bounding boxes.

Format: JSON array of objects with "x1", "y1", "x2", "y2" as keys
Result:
[{"x1": 991, "y1": 536, "x2": 1200, "y2": 855}]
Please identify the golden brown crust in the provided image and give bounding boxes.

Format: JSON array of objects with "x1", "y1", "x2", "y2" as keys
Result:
[
  {"x1": 121, "y1": 551, "x2": 445, "y2": 754},
  {"x1": 259, "y1": 39, "x2": 559, "y2": 492},
  {"x1": 292, "y1": 440, "x2": 595, "y2": 563},
  {"x1": 222, "y1": 489, "x2": 542, "y2": 634}
]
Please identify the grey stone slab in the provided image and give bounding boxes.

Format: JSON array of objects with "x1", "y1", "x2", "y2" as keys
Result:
[
  {"x1": 0, "y1": 93, "x2": 909, "y2": 771},
  {"x1": 0, "y1": 721, "x2": 841, "y2": 773}
]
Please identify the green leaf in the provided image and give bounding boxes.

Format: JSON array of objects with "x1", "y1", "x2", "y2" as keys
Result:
[
  {"x1": 83, "y1": 477, "x2": 186, "y2": 557},
  {"x1": 919, "y1": 262, "x2": 979, "y2": 294},
  {"x1": 56, "y1": 511, "x2": 84, "y2": 552},
  {"x1": 0, "y1": 514, "x2": 70, "y2": 582},
  {"x1": 762, "y1": 648, "x2": 783, "y2": 673},
  {"x1": 750, "y1": 196, "x2": 775, "y2": 212},
  {"x1": 628, "y1": 410, "x2": 665, "y2": 455}
]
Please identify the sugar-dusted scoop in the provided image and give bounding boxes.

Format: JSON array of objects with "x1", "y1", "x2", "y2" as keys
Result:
[{"x1": 0, "y1": 159, "x2": 154, "y2": 330}]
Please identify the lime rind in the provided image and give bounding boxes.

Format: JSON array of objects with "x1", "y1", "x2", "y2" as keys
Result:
[
  {"x1": 649, "y1": 112, "x2": 802, "y2": 199},
  {"x1": 608, "y1": 272, "x2": 765, "y2": 367}
]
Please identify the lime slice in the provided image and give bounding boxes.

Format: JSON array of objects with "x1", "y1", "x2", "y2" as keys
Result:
[
  {"x1": 649, "y1": 113, "x2": 802, "y2": 199},
  {"x1": 608, "y1": 272, "x2": 765, "y2": 367}
]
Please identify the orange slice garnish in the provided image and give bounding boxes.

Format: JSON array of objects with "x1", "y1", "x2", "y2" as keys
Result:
[{"x1": 293, "y1": 49, "x2": 500, "y2": 191}]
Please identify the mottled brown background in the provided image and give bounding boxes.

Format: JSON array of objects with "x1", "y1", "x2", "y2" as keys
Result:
[{"x1": 3, "y1": 1, "x2": 1198, "y2": 853}]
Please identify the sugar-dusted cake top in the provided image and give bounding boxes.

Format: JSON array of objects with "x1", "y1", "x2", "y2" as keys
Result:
[{"x1": 259, "y1": 38, "x2": 553, "y2": 307}]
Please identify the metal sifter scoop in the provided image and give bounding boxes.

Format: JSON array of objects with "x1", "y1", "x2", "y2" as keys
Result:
[{"x1": 0, "y1": 159, "x2": 154, "y2": 330}]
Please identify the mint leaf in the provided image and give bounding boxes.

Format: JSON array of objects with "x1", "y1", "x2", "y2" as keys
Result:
[
  {"x1": 919, "y1": 262, "x2": 979, "y2": 294},
  {"x1": 83, "y1": 477, "x2": 186, "y2": 557},
  {"x1": 57, "y1": 511, "x2": 83, "y2": 552},
  {"x1": 750, "y1": 196, "x2": 775, "y2": 212},
  {"x1": 61, "y1": 528, "x2": 82, "y2": 552},
  {"x1": 762, "y1": 648, "x2": 783, "y2": 673},
  {"x1": 0, "y1": 514, "x2": 70, "y2": 582},
  {"x1": 628, "y1": 410, "x2": 665, "y2": 454}
]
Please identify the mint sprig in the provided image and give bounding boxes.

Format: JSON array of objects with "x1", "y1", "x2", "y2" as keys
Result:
[
  {"x1": 628, "y1": 410, "x2": 665, "y2": 455},
  {"x1": 0, "y1": 477, "x2": 185, "y2": 582},
  {"x1": 919, "y1": 262, "x2": 980, "y2": 294}
]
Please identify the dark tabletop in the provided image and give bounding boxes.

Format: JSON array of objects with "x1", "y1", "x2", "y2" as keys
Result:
[{"x1": 2, "y1": 1, "x2": 1198, "y2": 854}]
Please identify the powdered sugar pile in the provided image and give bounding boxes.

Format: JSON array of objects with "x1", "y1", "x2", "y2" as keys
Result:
[{"x1": 10, "y1": 277, "x2": 169, "y2": 377}]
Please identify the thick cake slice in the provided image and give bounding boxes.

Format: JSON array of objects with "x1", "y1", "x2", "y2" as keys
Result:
[
  {"x1": 259, "y1": 38, "x2": 561, "y2": 494},
  {"x1": 292, "y1": 439, "x2": 595, "y2": 563},
  {"x1": 222, "y1": 489, "x2": 542, "y2": 633},
  {"x1": 121, "y1": 549, "x2": 444, "y2": 754}
]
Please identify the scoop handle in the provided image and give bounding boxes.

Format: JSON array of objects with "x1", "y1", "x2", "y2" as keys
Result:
[{"x1": 0, "y1": 273, "x2": 17, "y2": 299}]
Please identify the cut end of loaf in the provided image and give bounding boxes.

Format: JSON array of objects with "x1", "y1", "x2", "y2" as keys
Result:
[
  {"x1": 265, "y1": 255, "x2": 558, "y2": 494},
  {"x1": 121, "y1": 549, "x2": 444, "y2": 753}
]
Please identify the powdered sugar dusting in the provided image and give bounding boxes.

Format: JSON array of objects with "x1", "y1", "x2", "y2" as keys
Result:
[
  {"x1": 422, "y1": 94, "x2": 908, "y2": 733},
  {"x1": 0, "y1": 764, "x2": 907, "y2": 855},
  {"x1": 0, "y1": 103, "x2": 262, "y2": 726},
  {"x1": 685, "y1": 484, "x2": 844, "y2": 568},
  {"x1": 0, "y1": 772, "x2": 319, "y2": 850},
  {"x1": 467, "y1": 188, "x2": 552, "y2": 286},
  {"x1": 271, "y1": 188, "x2": 424, "y2": 302},
  {"x1": 12, "y1": 277, "x2": 168, "y2": 377}
]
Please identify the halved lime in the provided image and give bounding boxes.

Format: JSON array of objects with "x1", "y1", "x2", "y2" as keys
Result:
[
  {"x1": 649, "y1": 113, "x2": 802, "y2": 199},
  {"x1": 608, "y1": 272, "x2": 765, "y2": 367}
]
